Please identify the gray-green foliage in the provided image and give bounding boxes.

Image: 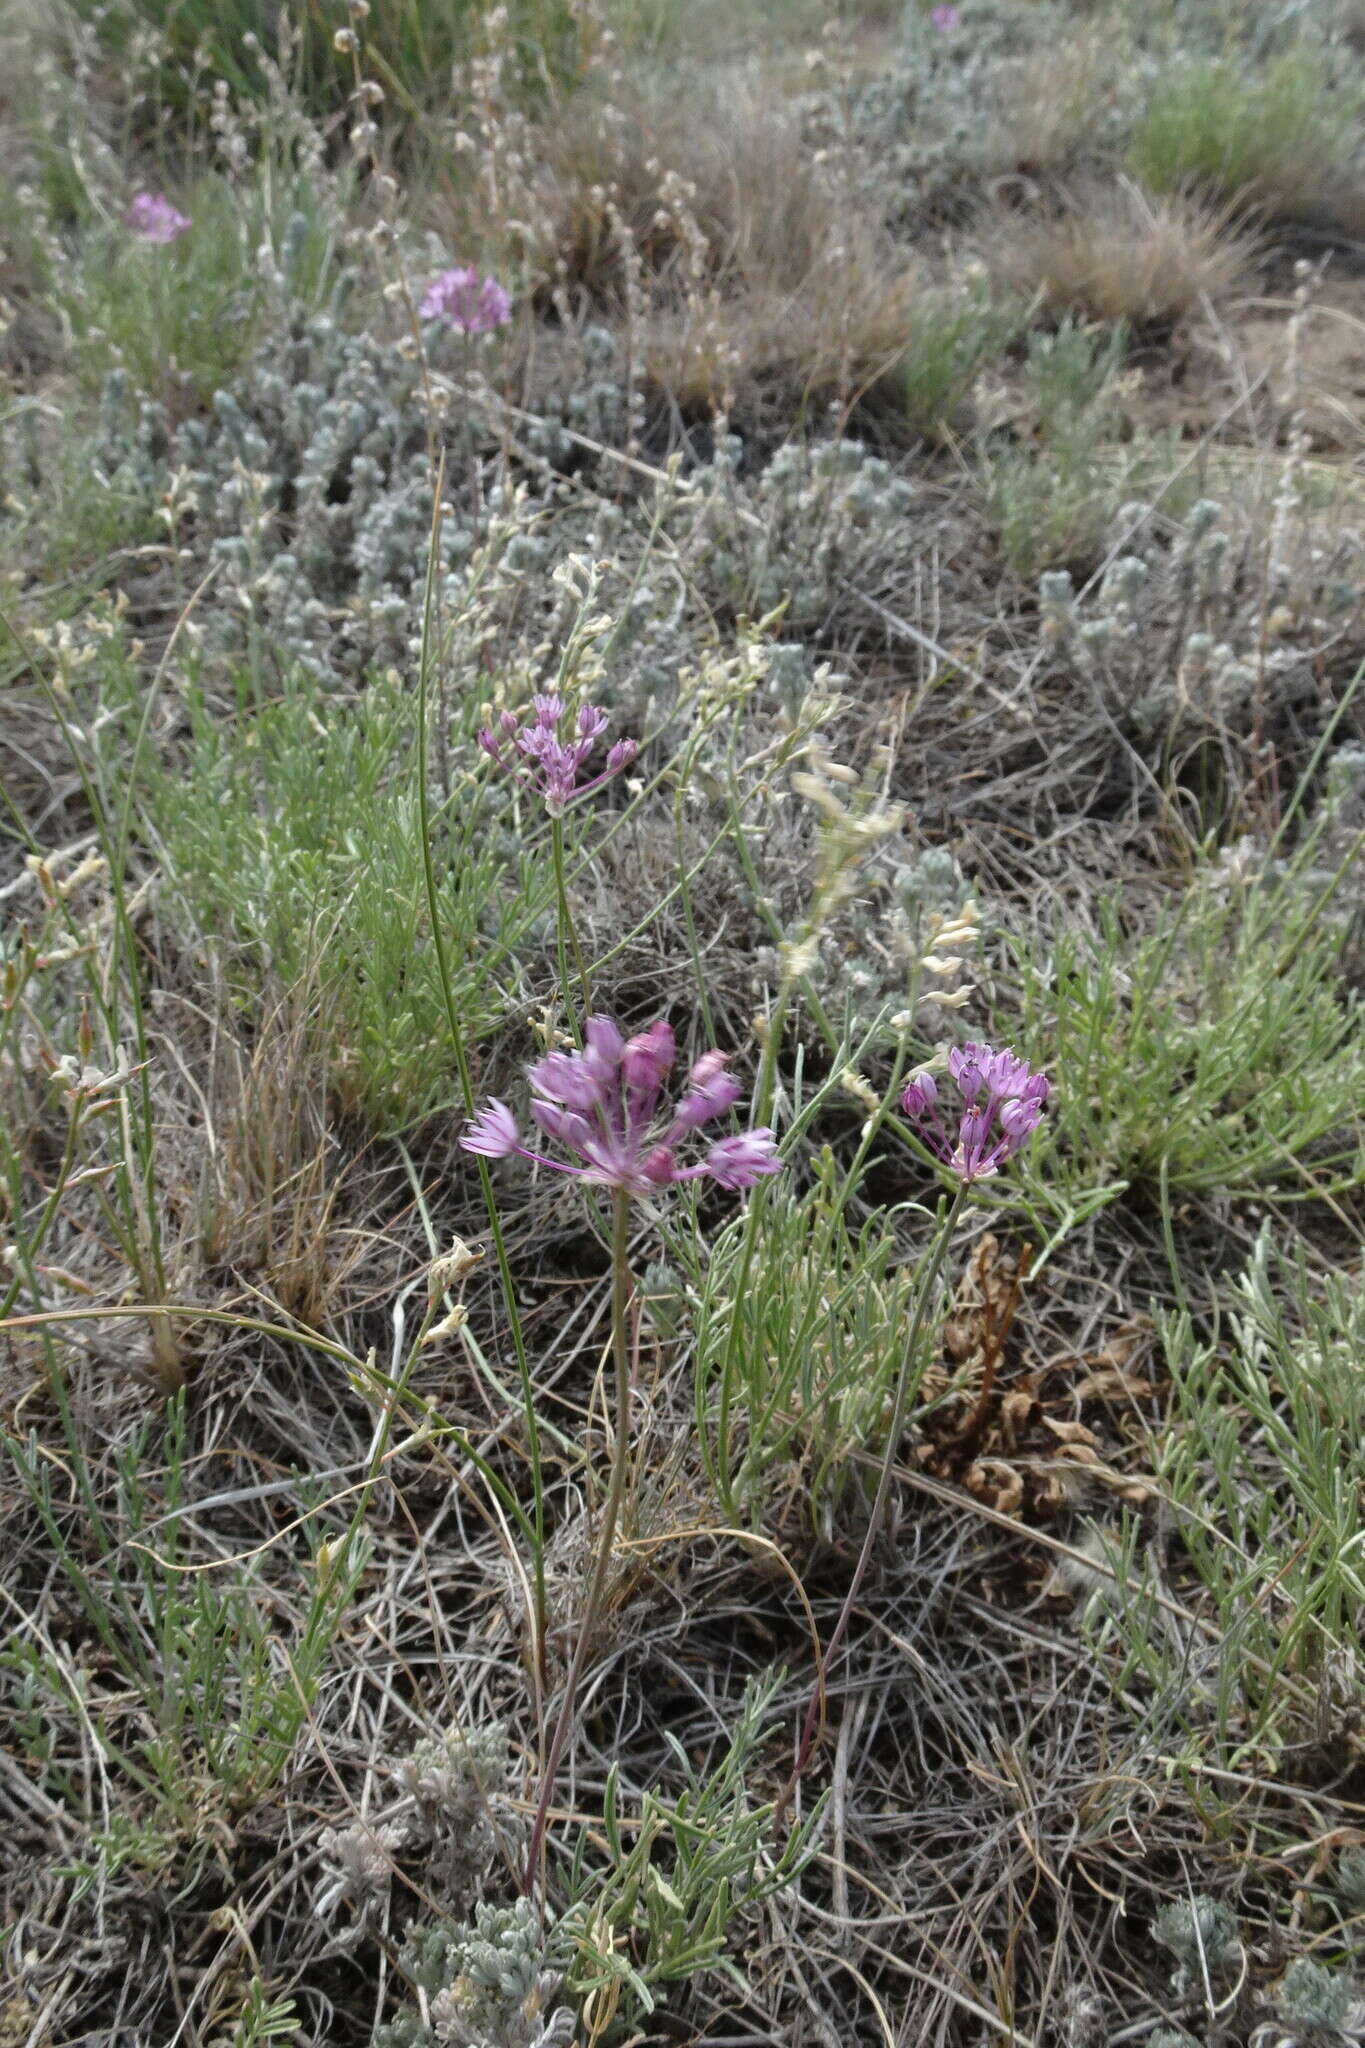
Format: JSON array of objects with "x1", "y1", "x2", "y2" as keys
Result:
[
  {"x1": 0, "y1": 374, "x2": 164, "y2": 573},
  {"x1": 566, "y1": 1667, "x2": 825, "y2": 2027},
  {"x1": 94, "y1": 308, "x2": 484, "y2": 686},
  {"x1": 900, "y1": 281, "x2": 1025, "y2": 440},
  {"x1": 394, "y1": 1723, "x2": 513, "y2": 1901},
  {"x1": 312, "y1": 1722, "x2": 516, "y2": 1935},
  {"x1": 803, "y1": 0, "x2": 1107, "y2": 218},
  {"x1": 227, "y1": 1983, "x2": 302, "y2": 2048},
  {"x1": 786, "y1": 842, "x2": 975, "y2": 1040},
  {"x1": 667, "y1": 434, "x2": 917, "y2": 625},
  {"x1": 82, "y1": 302, "x2": 682, "y2": 698},
  {"x1": 61, "y1": 0, "x2": 584, "y2": 139},
  {"x1": 60, "y1": 175, "x2": 349, "y2": 405},
  {"x1": 1153, "y1": 1895, "x2": 1241, "y2": 1992},
  {"x1": 1036, "y1": 494, "x2": 1361, "y2": 748},
  {"x1": 387, "y1": 1898, "x2": 573, "y2": 2048},
  {"x1": 1338, "y1": 1848, "x2": 1365, "y2": 1914},
  {"x1": 1277, "y1": 1958, "x2": 1361, "y2": 2034},
  {"x1": 381, "y1": 1672, "x2": 822, "y2": 2048},
  {"x1": 516, "y1": 322, "x2": 635, "y2": 466},
  {"x1": 1078, "y1": 1225, "x2": 1365, "y2": 1790}
]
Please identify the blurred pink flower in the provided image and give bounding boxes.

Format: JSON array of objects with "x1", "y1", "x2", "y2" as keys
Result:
[
  {"x1": 420, "y1": 266, "x2": 511, "y2": 334},
  {"x1": 902, "y1": 1041, "x2": 1048, "y2": 1182},
  {"x1": 462, "y1": 1016, "x2": 782, "y2": 1195},
  {"x1": 930, "y1": 4, "x2": 962, "y2": 28},
  {"x1": 125, "y1": 193, "x2": 191, "y2": 244}
]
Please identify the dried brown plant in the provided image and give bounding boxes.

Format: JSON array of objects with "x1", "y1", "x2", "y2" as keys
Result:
[{"x1": 985, "y1": 179, "x2": 1257, "y2": 327}]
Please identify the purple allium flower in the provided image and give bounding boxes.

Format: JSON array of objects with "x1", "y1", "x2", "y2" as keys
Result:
[
  {"x1": 477, "y1": 694, "x2": 637, "y2": 816},
  {"x1": 419, "y1": 265, "x2": 512, "y2": 334},
  {"x1": 125, "y1": 192, "x2": 191, "y2": 244},
  {"x1": 930, "y1": 4, "x2": 961, "y2": 28},
  {"x1": 901, "y1": 1040, "x2": 1047, "y2": 1183},
  {"x1": 462, "y1": 1099, "x2": 521, "y2": 1158},
  {"x1": 461, "y1": 1016, "x2": 783, "y2": 1195}
]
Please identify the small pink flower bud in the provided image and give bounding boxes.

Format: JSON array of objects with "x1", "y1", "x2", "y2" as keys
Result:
[{"x1": 901, "y1": 1072, "x2": 938, "y2": 1116}]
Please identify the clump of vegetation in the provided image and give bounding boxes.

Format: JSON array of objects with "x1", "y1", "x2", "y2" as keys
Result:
[
  {"x1": 1015, "y1": 865, "x2": 1365, "y2": 1204},
  {"x1": 5, "y1": 0, "x2": 1365, "y2": 2044},
  {"x1": 133, "y1": 672, "x2": 554, "y2": 1130},
  {"x1": 1129, "y1": 45, "x2": 1365, "y2": 225},
  {"x1": 982, "y1": 315, "x2": 1185, "y2": 576},
  {"x1": 900, "y1": 277, "x2": 1024, "y2": 439},
  {"x1": 985, "y1": 180, "x2": 1255, "y2": 328},
  {"x1": 56, "y1": 0, "x2": 587, "y2": 140}
]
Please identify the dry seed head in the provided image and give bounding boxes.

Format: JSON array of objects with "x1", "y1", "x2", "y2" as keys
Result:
[
  {"x1": 838, "y1": 1068, "x2": 880, "y2": 1113},
  {"x1": 932, "y1": 901, "x2": 980, "y2": 947},
  {"x1": 423, "y1": 1305, "x2": 470, "y2": 1346},
  {"x1": 56, "y1": 853, "x2": 106, "y2": 898},
  {"x1": 429, "y1": 1236, "x2": 483, "y2": 1300},
  {"x1": 781, "y1": 935, "x2": 822, "y2": 978},
  {"x1": 790, "y1": 770, "x2": 847, "y2": 823}
]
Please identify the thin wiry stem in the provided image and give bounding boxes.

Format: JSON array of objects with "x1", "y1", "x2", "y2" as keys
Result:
[
  {"x1": 415, "y1": 472, "x2": 548, "y2": 1684},
  {"x1": 550, "y1": 814, "x2": 592, "y2": 1030},
  {"x1": 525, "y1": 1186, "x2": 635, "y2": 1900}
]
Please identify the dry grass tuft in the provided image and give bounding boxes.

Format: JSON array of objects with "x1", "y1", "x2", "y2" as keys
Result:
[
  {"x1": 641, "y1": 241, "x2": 919, "y2": 417},
  {"x1": 523, "y1": 79, "x2": 838, "y2": 300},
  {"x1": 993, "y1": 27, "x2": 1123, "y2": 177},
  {"x1": 192, "y1": 984, "x2": 342, "y2": 1327},
  {"x1": 984, "y1": 179, "x2": 1257, "y2": 327},
  {"x1": 502, "y1": 74, "x2": 916, "y2": 414}
]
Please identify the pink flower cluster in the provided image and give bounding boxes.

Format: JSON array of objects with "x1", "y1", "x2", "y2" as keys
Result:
[
  {"x1": 901, "y1": 1042, "x2": 1048, "y2": 1183},
  {"x1": 930, "y1": 4, "x2": 962, "y2": 28},
  {"x1": 478, "y1": 695, "x2": 637, "y2": 817},
  {"x1": 463, "y1": 1017, "x2": 782, "y2": 1195},
  {"x1": 419, "y1": 266, "x2": 512, "y2": 334},
  {"x1": 125, "y1": 193, "x2": 191, "y2": 244}
]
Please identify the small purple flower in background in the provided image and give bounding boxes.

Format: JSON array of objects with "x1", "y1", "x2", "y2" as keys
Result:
[
  {"x1": 462, "y1": 1016, "x2": 782, "y2": 1195},
  {"x1": 420, "y1": 266, "x2": 512, "y2": 334},
  {"x1": 929, "y1": 3, "x2": 962, "y2": 28},
  {"x1": 125, "y1": 193, "x2": 191, "y2": 244},
  {"x1": 478, "y1": 694, "x2": 637, "y2": 816},
  {"x1": 902, "y1": 1041, "x2": 1048, "y2": 1183}
]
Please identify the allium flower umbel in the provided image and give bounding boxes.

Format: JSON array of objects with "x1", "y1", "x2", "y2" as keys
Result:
[
  {"x1": 420, "y1": 266, "x2": 512, "y2": 334},
  {"x1": 463, "y1": 1017, "x2": 783, "y2": 1195},
  {"x1": 478, "y1": 695, "x2": 637, "y2": 816},
  {"x1": 125, "y1": 193, "x2": 191, "y2": 244},
  {"x1": 901, "y1": 1042, "x2": 1048, "y2": 1183}
]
